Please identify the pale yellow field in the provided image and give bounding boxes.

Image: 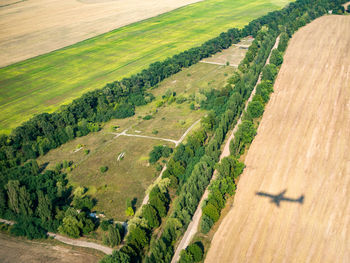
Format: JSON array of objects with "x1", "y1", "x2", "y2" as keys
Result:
[
  {"x1": 0, "y1": 0, "x2": 202, "y2": 67},
  {"x1": 206, "y1": 15, "x2": 350, "y2": 263}
]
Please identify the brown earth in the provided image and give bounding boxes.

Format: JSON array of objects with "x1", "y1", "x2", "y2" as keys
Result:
[
  {"x1": 205, "y1": 15, "x2": 350, "y2": 263},
  {"x1": 0, "y1": 0, "x2": 201, "y2": 67},
  {"x1": 0, "y1": 233, "x2": 102, "y2": 263}
]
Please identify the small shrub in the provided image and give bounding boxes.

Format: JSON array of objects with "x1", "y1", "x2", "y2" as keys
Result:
[
  {"x1": 100, "y1": 166, "x2": 108, "y2": 173},
  {"x1": 152, "y1": 129, "x2": 159, "y2": 135},
  {"x1": 84, "y1": 149, "x2": 90, "y2": 155},
  {"x1": 156, "y1": 164, "x2": 163, "y2": 171},
  {"x1": 100, "y1": 220, "x2": 111, "y2": 231},
  {"x1": 143, "y1": 115, "x2": 152, "y2": 120}
]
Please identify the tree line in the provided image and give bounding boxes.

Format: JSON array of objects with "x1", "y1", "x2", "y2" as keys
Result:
[
  {"x1": 194, "y1": 0, "x2": 349, "y2": 257},
  {"x1": 0, "y1": 0, "x2": 346, "y2": 259}
]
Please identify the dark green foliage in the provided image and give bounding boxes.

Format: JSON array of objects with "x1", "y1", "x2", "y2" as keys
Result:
[
  {"x1": 142, "y1": 204, "x2": 160, "y2": 229},
  {"x1": 100, "y1": 250, "x2": 130, "y2": 263},
  {"x1": 230, "y1": 120, "x2": 256, "y2": 157},
  {"x1": 200, "y1": 214, "x2": 214, "y2": 234},
  {"x1": 72, "y1": 196, "x2": 94, "y2": 210},
  {"x1": 202, "y1": 203, "x2": 220, "y2": 223},
  {"x1": 100, "y1": 220, "x2": 111, "y2": 231},
  {"x1": 149, "y1": 186, "x2": 169, "y2": 218},
  {"x1": 143, "y1": 115, "x2": 152, "y2": 120},
  {"x1": 270, "y1": 49, "x2": 283, "y2": 66},
  {"x1": 103, "y1": 224, "x2": 122, "y2": 247},
  {"x1": 255, "y1": 81, "x2": 274, "y2": 103},
  {"x1": 126, "y1": 225, "x2": 149, "y2": 252},
  {"x1": 100, "y1": 166, "x2": 108, "y2": 173},
  {"x1": 179, "y1": 242, "x2": 204, "y2": 263},
  {"x1": 10, "y1": 217, "x2": 47, "y2": 240},
  {"x1": 262, "y1": 64, "x2": 278, "y2": 82},
  {"x1": 277, "y1": 32, "x2": 289, "y2": 52},
  {"x1": 187, "y1": 242, "x2": 204, "y2": 262},
  {"x1": 149, "y1": 145, "x2": 173, "y2": 164},
  {"x1": 247, "y1": 100, "x2": 264, "y2": 119},
  {"x1": 58, "y1": 208, "x2": 95, "y2": 238}
]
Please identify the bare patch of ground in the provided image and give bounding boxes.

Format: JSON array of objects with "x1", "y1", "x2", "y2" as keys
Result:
[
  {"x1": 206, "y1": 15, "x2": 350, "y2": 263},
  {"x1": 0, "y1": 0, "x2": 202, "y2": 67},
  {"x1": 201, "y1": 37, "x2": 253, "y2": 66},
  {"x1": 0, "y1": 233, "x2": 102, "y2": 263}
]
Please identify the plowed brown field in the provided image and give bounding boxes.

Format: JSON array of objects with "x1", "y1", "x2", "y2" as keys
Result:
[{"x1": 205, "y1": 15, "x2": 350, "y2": 263}]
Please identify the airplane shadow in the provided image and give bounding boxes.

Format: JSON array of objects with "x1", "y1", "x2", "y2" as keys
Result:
[{"x1": 255, "y1": 189, "x2": 304, "y2": 207}]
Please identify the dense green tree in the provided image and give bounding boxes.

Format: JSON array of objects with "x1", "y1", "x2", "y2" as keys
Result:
[
  {"x1": 36, "y1": 191, "x2": 52, "y2": 222},
  {"x1": 247, "y1": 100, "x2": 264, "y2": 118},
  {"x1": 270, "y1": 49, "x2": 284, "y2": 66},
  {"x1": 262, "y1": 64, "x2": 278, "y2": 82},
  {"x1": 103, "y1": 224, "x2": 121, "y2": 247},
  {"x1": 100, "y1": 250, "x2": 130, "y2": 263},
  {"x1": 142, "y1": 204, "x2": 160, "y2": 229}
]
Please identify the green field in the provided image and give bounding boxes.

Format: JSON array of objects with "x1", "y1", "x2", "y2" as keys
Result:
[{"x1": 0, "y1": 0, "x2": 291, "y2": 134}]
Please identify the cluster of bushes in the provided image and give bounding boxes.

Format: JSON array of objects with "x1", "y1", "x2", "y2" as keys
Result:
[
  {"x1": 179, "y1": 242, "x2": 204, "y2": 263},
  {"x1": 100, "y1": 221, "x2": 125, "y2": 248},
  {"x1": 145, "y1": 25, "x2": 275, "y2": 263},
  {"x1": 148, "y1": 145, "x2": 173, "y2": 164},
  {"x1": 0, "y1": 160, "x2": 97, "y2": 239},
  {"x1": 180, "y1": 0, "x2": 348, "y2": 259}
]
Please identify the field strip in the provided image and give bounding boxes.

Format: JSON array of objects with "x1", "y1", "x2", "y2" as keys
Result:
[
  {"x1": 0, "y1": 219, "x2": 112, "y2": 254},
  {"x1": 170, "y1": 35, "x2": 280, "y2": 263},
  {"x1": 0, "y1": 0, "x2": 291, "y2": 134},
  {"x1": 205, "y1": 15, "x2": 350, "y2": 263}
]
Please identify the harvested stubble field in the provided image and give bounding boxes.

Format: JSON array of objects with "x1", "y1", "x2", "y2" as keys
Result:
[
  {"x1": 0, "y1": 232, "x2": 102, "y2": 263},
  {"x1": 0, "y1": 0, "x2": 291, "y2": 134},
  {"x1": 0, "y1": 0, "x2": 202, "y2": 67},
  {"x1": 206, "y1": 15, "x2": 350, "y2": 263}
]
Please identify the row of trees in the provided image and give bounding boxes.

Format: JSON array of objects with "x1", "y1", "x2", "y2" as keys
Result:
[
  {"x1": 145, "y1": 24, "x2": 277, "y2": 263},
  {"x1": 182, "y1": 0, "x2": 348, "y2": 258},
  {"x1": 100, "y1": 0, "x2": 348, "y2": 260},
  {"x1": 0, "y1": 160, "x2": 97, "y2": 239}
]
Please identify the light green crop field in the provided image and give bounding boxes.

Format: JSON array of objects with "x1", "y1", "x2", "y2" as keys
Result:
[{"x1": 0, "y1": 0, "x2": 291, "y2": 134}]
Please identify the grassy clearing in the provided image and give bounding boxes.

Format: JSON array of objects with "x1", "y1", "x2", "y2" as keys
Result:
[
  {"x1": 0, "y1": 0, "x2": 291, "y2": 133},
  {"x1": 38, "y1": 59, "x2": 237, "y2": 220}
]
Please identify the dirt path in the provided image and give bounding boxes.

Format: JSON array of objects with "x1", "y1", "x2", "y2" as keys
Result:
[
  {"x1": 0, "y1": 232, "x2": 102, "y2": 263},
  {"x1": 206, "y1": 15, "x2": 350, "y2": 263},
  {"x1": 200, "y1": 61, "x2": 238, "y2": 67},
  {"x1": 141, "y1": 119, "x2": 201, "y2": 206},
  {"x1": 113, "y1": 119, "x2": 201, "y2": 147},
  {"x1": 47, "y1": 233, "x2": 113, "y2": 255},
  {"x1": 0, "y1": 219, "x2": 112, "y2": 255},
  {"x1": 0, "y1": 0, "x2": 202, "y2": 67},
  {"x1": 112, "y1": 130, "x2": 178, "y2": 144},
  {"x1": 171, "y1": 36, "x2": 280, "y2": 263}
]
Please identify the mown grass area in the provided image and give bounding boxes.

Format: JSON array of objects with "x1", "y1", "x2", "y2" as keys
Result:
[
  {"x1": 0, "y1": 0, "x2": 291, "y2": 134},
  {"x1": 37, "y1": 60, "x2": 236, "y2": 220}
]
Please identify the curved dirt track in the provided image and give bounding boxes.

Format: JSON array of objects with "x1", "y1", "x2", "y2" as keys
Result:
[{"x1": 206, "y1": 15, "x2": 350, "y2": 263}]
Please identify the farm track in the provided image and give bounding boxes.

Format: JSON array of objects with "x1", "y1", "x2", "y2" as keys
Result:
[
  {"x1": 170, "y1": 35, "x2": 280, "y2": 263},
  {"x1": 0, "y1": 219, "x2": 113, "y2": 255},
  {"x1": 205, "y1": 15, "x2": 350, "y2": 263}
]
